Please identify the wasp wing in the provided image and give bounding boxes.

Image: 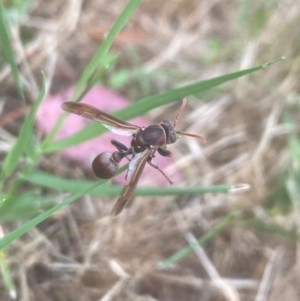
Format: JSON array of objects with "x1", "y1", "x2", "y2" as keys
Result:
[
  {"x1": 111, "y1": 149, "x2": 153, "y2": 215},
  {"x1": 62, "y1": 102, "x2": 139, "y2": 136}
]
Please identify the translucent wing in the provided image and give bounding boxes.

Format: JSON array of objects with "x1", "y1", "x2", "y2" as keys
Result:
[
  {"x1": 111, "y1": 149, "x2": 153, "y2": 215},
  {"x1": 62, "y1": 102, "x2": 139, "y2": 136}
]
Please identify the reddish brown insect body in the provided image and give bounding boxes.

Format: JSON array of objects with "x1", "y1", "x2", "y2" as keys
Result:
[{"x1": 62, "y1": 99, "x2": 205, "y2": 215}]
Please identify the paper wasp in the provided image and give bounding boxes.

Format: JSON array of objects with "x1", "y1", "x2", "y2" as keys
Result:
[{"x1": 62, "y1": 99, "x2": 205, "y2": 215}]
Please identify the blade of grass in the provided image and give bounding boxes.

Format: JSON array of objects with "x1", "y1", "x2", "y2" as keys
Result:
[
  {"x1": 25, "y1": 133, "x2": 38, "y2": 160},
  {"x1": 0, "y1": 164, "x2": 128, "y2": 249},
  {"x1": 0, "y1": 3, "x2": 24, "y2": 100},
  {"x1": 22, "y1": 170, "x2": 232, "y2": 196},
  {"x1": 244, "y1": 218, "x2": 300, "y2": 241},
  {"x1": 0, "y1": 190, "x2": 56, "y2": 221},
  {"x1": 41, "y1": 0, "x2": 142, "y2": 148},
  {"x1": 6, "y1": 0, "x2": 33, "y2": 22},
  {"x1": 158, "y1": 210, "x2": 237, "y2": 269},
  {"x1": 0, "y1": 182, "x2": 99, "y2": 249},
  {"x1": 0, "y1": 251, "x2": 16, "y2": 300},
  {"x1": 284, "y1": 112, "x2": 300, "y2": 163},
  {"x1": 0, "y1": 73, "x2": 46, "y2": 180},
  {"x1": 71, "y1": 0, "x2": 142, "y2": 101},
  {"x1": 41, "y1": 53, "x2": 118, "y2": 149},
  {"x1": 42, "y1": 57, "x2": 284, "y2": 153}
]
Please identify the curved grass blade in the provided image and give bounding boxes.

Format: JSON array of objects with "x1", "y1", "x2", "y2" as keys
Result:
[
  {"x1": 41, "y1": 0, "x2": 142, "y2": 148},
  {"x1": 245, "y1": 218, "x2": 300, "y2": 241},
  {"x1": 158, "y1": 210, "x2": 237, "y2": 269},
  {"x1": 0, "y1": 182, "x2": 99, "y2": 250},
  {"x1": 0, "y1": 4, "x2": 24, "y2": 100},
  {"x1": 1, "y1": 73, "x2": 46, "y2": 180},
  {"x1": 0, "y1": 251, "x2": 16, "y2": 300},
  {"x1": 72, "y1": 0, "x2": 142, "y2": 101},
  {"x1": 5, "y1": 0, "x2": 33, "y2": 22},
  {"x1": 0, "y1": 190, "x2": 56, "y2": 221},
  {"x1": 0, "y1": 164, "x2": 128, "y2": 249},
  {"x1": 42, "y1": 57, "x2": 284, "y2": 153},
  {"x1": 23, "y1": 170, "x2": 232, "y2": 196}
]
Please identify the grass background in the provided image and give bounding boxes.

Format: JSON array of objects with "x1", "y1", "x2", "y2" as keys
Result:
[{"x1": 0, "y1": 0, "x2": 299, "y2": 300}]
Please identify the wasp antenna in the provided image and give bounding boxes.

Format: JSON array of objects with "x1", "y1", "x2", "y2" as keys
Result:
[
  {"x1": 176, "y1": 131, "x2": 206, "y2": 142},
  {"x1": 173, "y1": 99, "x2": 187, "y2": 127}
]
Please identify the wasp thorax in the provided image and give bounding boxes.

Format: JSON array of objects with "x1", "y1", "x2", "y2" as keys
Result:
[
  {"x1": 92, "y1": 152, "x2": 119, "y2": 179},
  {"x1": 136, "y1": 125, "x2": 166, "y2": 147}
]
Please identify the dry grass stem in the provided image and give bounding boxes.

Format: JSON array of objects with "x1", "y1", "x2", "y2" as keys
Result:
[{"x1": 255, "y1": 247, "x2": 284, "y2": 301}]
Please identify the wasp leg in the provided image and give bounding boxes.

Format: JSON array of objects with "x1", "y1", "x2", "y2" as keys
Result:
[{"x1": 147, "y1": 158, "x2": 173, "y2": 185}]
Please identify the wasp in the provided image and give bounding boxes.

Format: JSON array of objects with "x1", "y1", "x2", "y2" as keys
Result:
[{"x1": 62, "y1": 99, "x2": 205, "y2": 215}]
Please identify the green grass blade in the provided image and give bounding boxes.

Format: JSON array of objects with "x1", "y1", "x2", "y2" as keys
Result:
[
  {"x1": 0, "y1": 251, "x2": 16, "y2": 299},
  {"x1": 24, "y1": 133, "x2": 38, "y2": 160},
  {"x1": 0, "y1": 182, "x2": 99, "y2": 249},
  {"x1": 284, "y1": 112, "x2": 300, "y2": 162},
  {"x1": 41, "y1": 54, "x2": 118, "y2": 149},
  {"x1": 0, "y1": 166, "x2": 235, "y2": 248},
  {"x1": 5, "y1": 0, "x2": 33, "y2": 22},
  {"x1": 0, "y1": 165, "x2": 129, "y2": 249},
  {"x1": 1, "y1": 73, "x2": 46, "y2": 179},
  {"x1": 0, "y1": 4, "x2": 24, "y2": 100},
  {"x1": 245, "y1": 218, "x2": 300, "y2": 241},
  {"x1": 0, "y1": 190, "x2": 56, "y2": 221},
  {"x1": 71, "y1": 0, "x2": 142, "y2": 101},
  {"x1": 42, "y1": 57, "x2": 284, "y2": 153},
  {"x1": 22, "y1": 170, "x2": 233, "y2": 196},
  {"x1": 40, "y1": 0, "x2": 140, "y2": 146},
  {"x1": 158, "y1": 210, "x2": 237, "y2": 269},
  {"x1": 0, "y1": 192, "x2": 5, "y2": 207}
]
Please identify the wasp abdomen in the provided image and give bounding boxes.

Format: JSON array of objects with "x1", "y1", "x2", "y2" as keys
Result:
[{"x1": 92, "y1": 152, "x2": 119, "y2": 179}]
